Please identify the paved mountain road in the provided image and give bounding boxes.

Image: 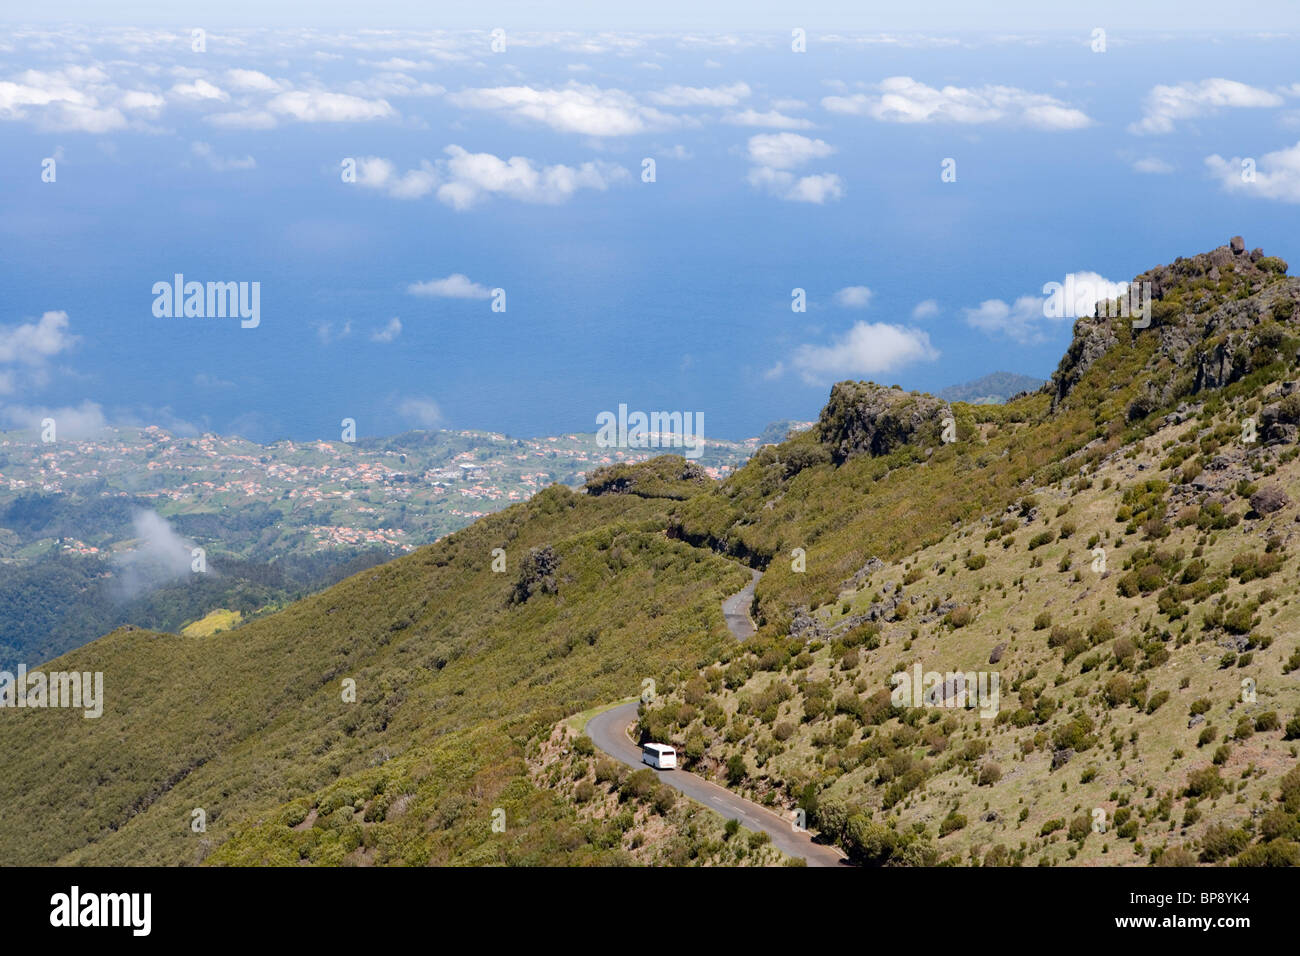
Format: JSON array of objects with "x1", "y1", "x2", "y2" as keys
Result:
[
  {"x1": 721, "y1": 568, "x2": 762, "y2": 640},
  {"x1": 584, "y1": 566, "x2": 846, "y2": 867}
]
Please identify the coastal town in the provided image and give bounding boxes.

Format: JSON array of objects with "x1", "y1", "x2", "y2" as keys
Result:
[{"x1": 0, "y1": 424, "x2": 771, "y2": 564}]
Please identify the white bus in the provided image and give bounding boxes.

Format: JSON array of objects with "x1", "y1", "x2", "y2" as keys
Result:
[{"x1": 641, "y1": 742, "x2": 677, "y2": 770}]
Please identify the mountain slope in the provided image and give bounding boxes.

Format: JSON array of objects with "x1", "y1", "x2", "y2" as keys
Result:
[{"x1": 2, "y1": 237, "x2": 1298, "y2": 867}]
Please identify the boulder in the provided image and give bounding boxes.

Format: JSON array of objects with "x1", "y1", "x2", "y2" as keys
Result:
[{"x1": 1250, "y1": 486, "x2": 1290, "y2": 516}]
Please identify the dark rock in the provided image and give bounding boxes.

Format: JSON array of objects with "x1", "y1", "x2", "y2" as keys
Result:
[
  {"x1": 789, "y1": 607, "x2": 823, "y2": 642},
  {"x1": 989, "y1": 643, "x2": 1006, "y2": 665},
  {"x1": 1250, "y1": 486, "x2": 1289, "y2": 515},
  {"x1": 1051, "y1": 748, "x2": 1073, "y2": 770},
  {"x1": 1188, "y1": 713, "x2": 1205, "y2": 730},
  {"x1": 1231, "y1": 235, "x2": 1245, "y2": 254},
  {"x1": 847, "y1": 556, "x2": 884, "y2": 588}
]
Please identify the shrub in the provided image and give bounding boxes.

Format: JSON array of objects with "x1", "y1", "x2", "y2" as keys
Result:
[
  {"x1": 1233, "y1": 841, "x2": 1300, "y2": 867},
  {"x1": 1088, "y1": 618, "x2": 1116, "y2": 644},
  {"x1": 652, "y1": 785, "x2": 677, "y2": 814},
  {"x1": 978, "y1": 763, "x2": 1002, "y2": 786},
  {"x1": 1155, "y1": 846, "x2": 1197, "y2": 866},
  {"x1": 1104, "y1": 675, "x2": 1132, "y2": 707},
  {"x1": 1199, "y1": 824, "x2": 1250, "y2": 862},
  {"x1": 939, "y1": 812, "x2": 967, "y2": 836},
  {"x1": 619, "y1": 768, "x2": 658, "y2": 803},
  {"x1": 1286, "y1": 715, "x2": 1300, "y2": 741},
  {"x1": 946, "y1": 606, "x2": 975, "y2": 628},
  {"x1": 1184, "y1": 766, "x2": 1225, "y2": 799},
  {"x1": 725, "y1": 754, "x2": 748, "y2": 786}
]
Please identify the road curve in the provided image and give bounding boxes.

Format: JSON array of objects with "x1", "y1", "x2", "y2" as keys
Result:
[
  {"x1": 586, "y1": 701, "x2": 845, "y2": 867},
  {"x1": 585, "y1": 568, "x2": 847, "y2": 867}
]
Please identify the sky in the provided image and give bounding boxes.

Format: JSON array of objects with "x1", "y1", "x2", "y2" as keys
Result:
[{"x1": 3, "y1": 7, "x2": 1300, "y2": 443}]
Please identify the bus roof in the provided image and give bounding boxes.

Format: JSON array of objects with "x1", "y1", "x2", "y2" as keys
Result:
[{"x1": 642, "y1": 743, "x2": 674, "y2": 753}]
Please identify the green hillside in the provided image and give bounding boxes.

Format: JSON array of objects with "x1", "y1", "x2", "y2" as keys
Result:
[{"x1": 2, "y1": 238, "x2": 1298, "y2": 867}]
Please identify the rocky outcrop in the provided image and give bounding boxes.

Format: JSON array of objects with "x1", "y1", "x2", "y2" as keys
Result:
[
  {"x1": 584, "y1": 456, "x2": 712, "y2": 499},
  {"x1": 1051, "y1": 237, "x2": 1299, "y2": 408},
  {"x1": 1260, "y1": 388, "x2": 1300, "y2": 445},
  {"x1": 816, "y1": 382, "x2": 951, "y2": 464}
]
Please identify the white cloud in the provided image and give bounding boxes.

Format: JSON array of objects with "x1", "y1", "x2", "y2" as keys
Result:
[
  {"x1": 407, "y1": 274, "x2": 492, "y2": 299},
  {"x1": 1129, "y1": 79, "x2": 1283, "y2": 135},
  {"x1": 353, "y1": 156, "x2": 438, "y2": 199},
  {"x1": 723, "y1": 108, "x2": 813, "y2": 129},
  {"x1": 170, "y1": 79, "x2": 229, "y2": 102},
  {"x1": 912, "y1": 299, "x2": 940, "y2": 320},
  {"x1": 746, "y1": 132, "x2": 834, "y2": 169},
  {"x1": 191, "y1": 141, "x2": 255, "y2": 171},
  {"x1": 446, "y1": 83, "x2": 677, "y2": 136},
  {"x1": 964, "y1": 271, "x2": 1125, "y2": 343},
  {"x1": 745, "y1": 133, "x2": 842, "y2": 203},
  {"x1": 1132, "y1": 156, "x2": 1174, "y2": 174},
  {"x1": 346, "y1": 73, "x2": 444, "y2": 99},
  {"x1": 119, "y1": 90, "x2": 165, "y2": 113},
  {"x1": 224, "y1": 68, "x2": 283, "y2": 93},
  {"x1": 112, "y1": 509, "x2": 198, "y2": 600},
  {"x1": 834, "y1": 286, "x2": 873, "y2": 308},
  {"x1": 398, "y1": 397, "x2": 443, "y2": 428},
  {"x1": 646, "y1": 82, "x2": 750, "y2": 107},
  {"x1": 823, "y1": 76, "x2": 1092, "y2": 130},
  {"x1": 355, "y1": 147, "x2": 626, "y2": 209},
  {"x1": 316, "y1": 320, "x2": 352, "y2": 344},
  {"x1": 783, "y1": 173, "x2": 844, "y2": 204},
  {"x1": 0, "y1": 310, "x2": 78, "y2": 365},
  {"x1": 0, "y1": 68, "x2": 128, "y2": 131},
  {"x1": 371, "y1": 317, "x2": 402, "y2": 343},
  {"x1": 963, "y1": 296, "x2": 1047, "y2": 343},
  {"x1": 439, "y1": 145, "x2": 624, "y2": 209},
  {"x1": 268, "y1": 90, "x2": 393, "y2": 122},
  {"x1": 782, "y1": 322, "x2": 938, "y2": 384},
  {"x1": 49, "y1": 103, "x2": 127, "y2": 132},
  {"x1": 1206, "y1": 141, "x2": 1300, "y2": 202},
  {"x1": 0, "y1": 399, "x2": 106, "y2": 439}
]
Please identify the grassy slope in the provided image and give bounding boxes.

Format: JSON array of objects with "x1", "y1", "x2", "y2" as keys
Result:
[
  {"x1": 0, "y1": 484, "x2": 748, "y2": 865},
  {"x1": 639, "y1": 405, "x2": 1300, "y2": 865}
]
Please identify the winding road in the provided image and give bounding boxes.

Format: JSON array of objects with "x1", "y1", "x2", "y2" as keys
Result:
[{"x1": 585, "y1": 566, "x2": 846, "y2": 867}]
